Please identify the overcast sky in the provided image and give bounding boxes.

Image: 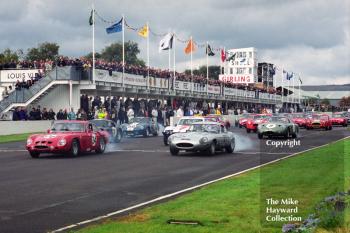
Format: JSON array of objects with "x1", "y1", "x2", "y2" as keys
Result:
[{"x1": 0, "y1": 0, "x2": 349, "y2": 85}]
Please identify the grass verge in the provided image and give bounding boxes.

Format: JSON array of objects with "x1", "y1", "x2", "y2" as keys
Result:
[
  {"x1": 0, "y1": 133, "x2": 41, "y2": 144},
  {"x1": 75, "y1": 138, "x2": 349, "y2": 233}
]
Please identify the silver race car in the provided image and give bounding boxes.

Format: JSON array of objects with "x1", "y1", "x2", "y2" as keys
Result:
[{"x1": 168, "y1": 122, "x2": 235, "y2": 156}]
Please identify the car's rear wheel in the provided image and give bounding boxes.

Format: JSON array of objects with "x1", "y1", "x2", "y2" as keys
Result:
[
  {"x1": 170, "y1": 146, "x2": 179, "y2": 156},
  {"x1": 329, "y1": 125, "x2": 332, "y2": 130},
  {"x1": 226, "y1": 140, "x2": 235, "y2": 153},
  {"x1": 96, "y1": 138, "x2": 106, "y2": 154},
  {"x1": 70, "y1": 139, "x2": 80, "y2": 157},
  {"x1": 152, "y1": 129, "x2": 158, "y2": 136},
  {"x1": 343, "y1": 124, "x2": 348, "y2": 127},
  {"x1": 29, "y1": 151, "x2": 40, "y2": 158}
]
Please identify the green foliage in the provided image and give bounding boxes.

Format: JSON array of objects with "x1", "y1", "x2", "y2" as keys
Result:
[
  {"x1": 100, "y1": 41, "x2": 145, "y2": 66},
  {"x1": 185, "y1": 65, "x2": 220, "y2": 79},
  {"x1": 0, "y1": 48, "x2": 21, "y2": 64},
  {"x1": 84, "y1": 52, "x2": 102, "y2": 60},
  {"x1": 26, "y1": 42, "x2": 60, "y2": 61}
]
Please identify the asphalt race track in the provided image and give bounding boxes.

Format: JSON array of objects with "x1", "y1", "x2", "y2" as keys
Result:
[{"x1": 0, "y1": 127, "x2": 349, "y2": 233}]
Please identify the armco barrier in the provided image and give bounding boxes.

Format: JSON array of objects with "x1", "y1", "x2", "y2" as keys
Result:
[
  {"x1": 170, "y1": 115, "x2": 240, "y2": 127},
  {"x1": 0, "y1": 120, "x2": 52, "y2": 136}
]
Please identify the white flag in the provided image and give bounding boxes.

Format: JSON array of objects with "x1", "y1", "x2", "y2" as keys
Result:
[{"x1": 159, "y1": 33, "x2": 173, "y2": 52}]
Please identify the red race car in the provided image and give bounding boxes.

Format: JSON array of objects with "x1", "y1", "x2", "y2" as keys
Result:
[
  {"x1": 237, "y1": 113, "x2": 256, "y2": 128},
  {"x1": 330, "y1": 112, "x2": 348, "y2": 127},
  {"x1": 306, "y1": 114, "x2": 332, "y2": 130},
  {"x1": 205, "y1": 114, "x2": 231, "y2": 129},
  {"x1": 245, "y1": 114, "x2": 271, "y2": 133},
  {"x1": 26, "y1": 120, "x2": 109, "y2": 158},
  {"x1": 291, "y1": 113, "x2": 307, "y2": 128}
]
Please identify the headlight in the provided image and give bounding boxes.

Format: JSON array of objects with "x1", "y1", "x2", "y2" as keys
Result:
[
  {"x1": 200, "y1": 137, "x2": 209, "y2": 144},
  {"x1": 58, "y1": 138, "x2": 67, "y2": 146},
  {"x1": 27, "y1": 138, "x2": 33, "y2": 145}
]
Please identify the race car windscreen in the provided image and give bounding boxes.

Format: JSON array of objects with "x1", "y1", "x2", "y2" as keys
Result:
[
  {"x1": 292, "y1": 113, "x2": 304, "y2": 118},
  {"x1": 177, "y1": 118, "x2": 203, "y2": 125},
  {"x1": 269, "y1": 117, "x2": 289, "y2": 123},
  {"x1": 90, "y1": 120, "x2": 108, "y2": 127},
  {"x1": 332, "y1": 113, "x2": 344, "y2": 118},
  {"x1": 129, "y1": 118, "x2": 148, "y2": 124},
  {"x1": 189, "y1": 124, "x2": 220, "y2": 133},
  {"x1": 51, "y1": 122, "x2": 85, "y2": 132}
]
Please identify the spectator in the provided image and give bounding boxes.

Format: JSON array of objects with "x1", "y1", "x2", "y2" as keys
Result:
[
  {"x1": 67, "y1": 108, "x2": 76, "y2": 120},
  {"x1": 48, "y1": 108, "x2": 56, "y2": 120}
]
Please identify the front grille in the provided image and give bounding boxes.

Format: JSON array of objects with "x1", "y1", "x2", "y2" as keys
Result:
[
  {"x1": 176, "y1": 143, "x2": 193, "y2": 148},
  {"x1": 35, "y1": 146, "x2": 49, "y2": 149}
]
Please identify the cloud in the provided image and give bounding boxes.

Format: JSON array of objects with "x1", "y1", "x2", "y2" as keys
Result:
[{"x1": 0, "y1": 0, "x2": 348, "y2": 85}]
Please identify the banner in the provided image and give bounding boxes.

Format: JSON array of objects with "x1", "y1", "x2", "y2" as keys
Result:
[
  {"x1": 174, "y1": 80, "x2": 192, "y2": 91},
  {"x1": 94, "y1": 69, "x2": 168, "y2": 89},
  {"x1": 219, "y1": 74, "x2": 254, "y2": 84},
  {"x1": 0, "y1": 69, "x2": 42, "y2": 83},
  {"x1": 207, "y1": 85, "x2": 221, "y2": 95}
]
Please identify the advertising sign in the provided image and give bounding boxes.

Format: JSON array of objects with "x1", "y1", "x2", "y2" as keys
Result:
[
  {"x1": 0, "y1": 69, "x2": 42, "y2": 83},
  {"x1": 219, "y1": 74, "x2": 254, "y2": 84}
]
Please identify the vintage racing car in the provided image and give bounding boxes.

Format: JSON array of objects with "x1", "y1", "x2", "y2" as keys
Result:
[
  {"x1": 121, "y1": 117, "x2": 159, "y2": 137},
  {"x1": 90, "y1": 119, "x2": 123, "y2": 142},
  {"x1": 236, "y1": 113, "x2": 256, "y2": 128},
  {"x1": 162, "y1": 116, "x2": 206, "y2": 145},
  {"x1": 330, "y1": 112, "x2": 348, "y2": 127},
  {"x1": 305, "y1": 114, "x2": 332, "y2": 130},
  {"x1": 168, "y1": 122, "x2": 235, "y2": 156},
  {"x1": 291, "y1": 113, "x2": 307, "y2": 128},
  {"x1": 257, "y1": 116, "x2": 299, "y2": 139},
  {"x1": 245, "y1": 114, "x2": 271, "y2": 133},
  {"x1": 26, "y1": 120, "x2": 109, "y2": 158},
  {"x1": 205, "y1": 114, "x2": 231, "y2": 129}
]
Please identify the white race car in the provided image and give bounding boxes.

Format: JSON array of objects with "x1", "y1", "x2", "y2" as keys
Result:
[{"x1": 162, "y1": 117, "x2": 207, "y2": 145}]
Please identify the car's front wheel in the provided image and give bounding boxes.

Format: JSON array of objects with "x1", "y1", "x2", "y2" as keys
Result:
[
  {"x1": 258, "y1": 133, "x2": 263, "y2": 139},
  {"x1": 96, "y1": 138, "x2": 106, "y2": 154},
  {"x1": 30, "y1": 151, "x2": 40, "y2": 158},
  {"x1": 70, "y1": 139, "x2": 80, "y2": 157},
  {"x1": 170, "y1": 146, "x2": 179, "y2": 156},
  {"x1": 143, "y1": 128, "x2": 150, "y2": 137},
  {"x1": 207, "y1": 142, "x2": 216, "y2": 155}
]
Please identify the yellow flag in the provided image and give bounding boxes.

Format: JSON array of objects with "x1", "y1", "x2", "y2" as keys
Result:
[{"x1": 138, "y1": 25, "x2": 148, "y2": 38}]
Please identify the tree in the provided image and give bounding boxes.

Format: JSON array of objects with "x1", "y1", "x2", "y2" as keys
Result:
[
  {"x1": 0, "y1": 48, "x2": 20, "y2": 63},
  {"x1": 100, "y1": 41, "x2": 145, "y2": 66},
  {"x1": 184, "y1": 65, "x2": 220, "y2": 79},
  {"x1": 26, "y1": 42, "x2": 59, "y2": 61},
  {"x1": 339, "y1": 96, "x2": 350, "y2": 110},
  {"x1": 84, "y1": 52, "x2": 102, "y2": 60}
]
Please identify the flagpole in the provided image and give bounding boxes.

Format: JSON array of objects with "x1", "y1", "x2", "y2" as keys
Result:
[
  {"x1": 292, "y1": 72, "x2": 295, "y2": 105},
  {"x1": 281, "y1": 67, "x2": 284, "y2": 110},
  {"x1": 298, "y1": 74, "x2": 301, "y2": 105},
  {"x1": 92, "y1": 3, "x2": 95, "y2": 84},
  {"x1": 122, "y1": 14, "x2": 125, "y2": 88},
  {"x1": 206, "y1": 41, "x2": 209, "y2": 95},
  {"x1": 220, "y1": 46, "x2": 222, "y2": 75},
  {"x1": 190, "y1": 36, "x2": 193, "y2": 93},
  {"x1": 173, "y1": 31, "x2": 176, "y2": 86},
  {"x1": 147, "y1": 22, "x2": 149, "y2": 90}
]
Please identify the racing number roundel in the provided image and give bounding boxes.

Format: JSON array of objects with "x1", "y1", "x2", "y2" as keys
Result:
[
  {"x1": 266, "y1": 124, "x2": 276, "y2": 129},
  {"x1": 92, "y1": 133, "x2": 97, "y2": 146}
]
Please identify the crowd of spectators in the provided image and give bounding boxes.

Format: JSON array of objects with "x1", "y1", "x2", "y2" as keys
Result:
[{"x1": 1, "y1": 56, "x2": 278, "y2": 95}]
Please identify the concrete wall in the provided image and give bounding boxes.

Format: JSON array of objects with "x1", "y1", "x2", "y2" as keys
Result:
[{"x1": 0, "y1": 120, "x2": 52, "y2": 135}]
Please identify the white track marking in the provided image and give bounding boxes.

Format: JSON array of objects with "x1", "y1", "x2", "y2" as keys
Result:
[{"x1": 51, "y1": 136, "x2": 350, "y2": 233}]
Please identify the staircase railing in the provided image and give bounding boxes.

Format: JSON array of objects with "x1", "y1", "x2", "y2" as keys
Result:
[{"x1": 0, "y1": 66, "x2": 81, "y2": 113}]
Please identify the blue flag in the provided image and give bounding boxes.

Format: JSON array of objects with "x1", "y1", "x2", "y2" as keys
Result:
[
  {"x1": 286, "y1": 72, "x2": 294, "y2": 80},
  {"x1": 106, "y1": 18, "x2": 123, "y2": 34}
]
